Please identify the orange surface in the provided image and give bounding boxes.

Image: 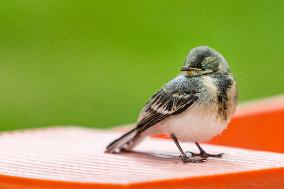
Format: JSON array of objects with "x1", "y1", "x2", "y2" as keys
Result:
[{"x1": 0, "y1": 95, "x2": 284, "y2": 189}]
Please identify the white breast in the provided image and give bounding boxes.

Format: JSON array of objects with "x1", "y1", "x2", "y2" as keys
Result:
[{"x1": 143, "y1": 103, "x2": 229, "y2": 142}]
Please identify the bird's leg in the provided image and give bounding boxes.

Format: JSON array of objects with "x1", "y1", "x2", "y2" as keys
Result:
[
  {"x1": 186, "y1": 142, "x2": 224, "y2": 158},
  {"x1": 170, "y1": 134, "x2": 206, "y2": 163}
]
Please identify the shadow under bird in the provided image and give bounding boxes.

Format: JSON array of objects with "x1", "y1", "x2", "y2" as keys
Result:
[{"x1": 105, "y1": 46, "x2": 238, "y2": 163}]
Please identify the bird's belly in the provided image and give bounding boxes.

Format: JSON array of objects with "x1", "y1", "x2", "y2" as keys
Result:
[{"x1": 144, "y1": 104, "x2": 230, "y2": 142}]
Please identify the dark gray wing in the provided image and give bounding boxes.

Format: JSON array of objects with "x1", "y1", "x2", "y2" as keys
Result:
[{"x1": 136, "y1": 88, "x2": 198, "y2": 134}]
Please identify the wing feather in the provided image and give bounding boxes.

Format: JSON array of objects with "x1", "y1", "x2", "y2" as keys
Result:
[{"x1": 137, "y1": 88, "x2": 198, "y2": 133}]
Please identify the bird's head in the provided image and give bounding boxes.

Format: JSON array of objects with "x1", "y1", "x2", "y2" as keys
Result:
[{"x1": 180, "y1": 46, "x2": 229, "y2": 76}]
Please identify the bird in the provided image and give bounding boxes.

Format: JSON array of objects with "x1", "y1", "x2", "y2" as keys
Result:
[{"x1": 105, "y1": 46, "x2": 238, "y2": 163}]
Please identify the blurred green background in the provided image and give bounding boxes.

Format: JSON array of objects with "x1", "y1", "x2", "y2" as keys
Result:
[{"x1": 0, "y1": 0, "x2": 283, "y2": 131}]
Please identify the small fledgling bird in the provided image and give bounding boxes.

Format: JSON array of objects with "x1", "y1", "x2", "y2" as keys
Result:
[{"x1": 105, "y1": 46, "x2": 238, "y2": 163}]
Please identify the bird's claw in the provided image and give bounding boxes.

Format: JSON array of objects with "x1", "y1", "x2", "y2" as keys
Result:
[
  {"x1": 179, "y1": 155, "x2": 207, "y2": 163},
  {"x1": 185, "y1": 151, "x2": 224, "y2": 158},
  {"x1": 213, "y1": 153, "x2": 224, "y2": 158}
]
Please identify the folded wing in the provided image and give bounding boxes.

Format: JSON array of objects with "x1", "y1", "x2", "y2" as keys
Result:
[{"x1": 137, "y1": 88, "x2": 198, "y2": 133}]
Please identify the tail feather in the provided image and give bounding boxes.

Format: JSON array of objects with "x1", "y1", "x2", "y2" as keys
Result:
[{"x1": 105, "y1": 128, "x2": 138, "y2": 153}]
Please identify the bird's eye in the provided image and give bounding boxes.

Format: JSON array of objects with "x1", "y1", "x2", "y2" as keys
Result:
[
  {"x1": 201, "y1": 57, "x2": 210, "y2": 67},
  {"x1": 203, "y1": 57, "x2": 217, "y2": 65},
  {"x1": 200, "y1": 56, "x2": 218, "y2": 70},
  {"x1": 201, "y1": 60, "x2": 207, "y2": 66}
]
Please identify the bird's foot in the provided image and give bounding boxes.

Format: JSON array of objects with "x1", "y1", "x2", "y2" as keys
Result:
[
  {"x1": 179, "y1": 155, "x2": 207, "y2": 163},
  {"x1": 185, "y1": 151, "x2": 224, "y2": 158}
]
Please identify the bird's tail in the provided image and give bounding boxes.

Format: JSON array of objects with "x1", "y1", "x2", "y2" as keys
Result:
[{"x1": 105, "y1": 128, "x2": 139, "y2": 153}]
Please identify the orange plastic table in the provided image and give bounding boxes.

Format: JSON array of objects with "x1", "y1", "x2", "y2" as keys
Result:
[{"x1": 0, "y1": 95, "x2": 284, "y2": 189}]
